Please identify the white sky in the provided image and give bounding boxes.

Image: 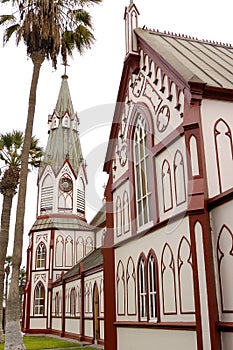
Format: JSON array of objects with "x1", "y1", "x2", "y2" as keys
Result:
[{"x1": 0, "y1": 0, "x2": 232, "y2": 264}]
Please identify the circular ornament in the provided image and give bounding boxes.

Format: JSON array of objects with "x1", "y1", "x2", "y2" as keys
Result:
[
  {"x1": 119, "y1": 144, "x2": 127, "y2": 167},
  {"x1": 59, "y1": 177, "x2": 73, "y2": 192},
  {"x1": 156, "y1": 105, "x2": 170, "y2": 132}
]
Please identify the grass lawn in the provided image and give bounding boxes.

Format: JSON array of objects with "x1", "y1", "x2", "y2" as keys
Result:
[{"x1": 0, "y1": 336, "x2": 96, "y2": 350}]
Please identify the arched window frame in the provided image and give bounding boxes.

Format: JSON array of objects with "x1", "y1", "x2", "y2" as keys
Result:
[
  {"x1": 55, "y1": 291, "x2": 59, "y2": 316},
  {"x1": 116, "y1": 195, "x2": 122, "y2": 236},
  {"x1": 123, "y1": 191, "x2": 130, "y2": 233},
  {"x1": 34, "y1": 281, "x2": 45, "y2": 316},
  {"x1": 70, "y1": 287, "x2": 76, "y2": 317},
  {"x1": 133, "y1": 114, "x2": 152, "y2": 229},
  {"x1": 147, "y1": 251, "x2": 159, "y2": 322},
  {"x1": 138, "y1": 255, "x2": 147, "y2": 320},
  {"x1": 36, "y1": 242, "x2": 46, "y2": 269}
]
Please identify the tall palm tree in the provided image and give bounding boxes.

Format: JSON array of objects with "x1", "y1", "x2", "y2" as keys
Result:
[
  {"x1": 0, "y1": 1, "x2": 102, "y2": 348},
  {"x1": 0, "y1": 131, "x2": 43, "y2": 344},
  {"x1": 3, "y1": 256, "x2": 12, "y2": 334}
]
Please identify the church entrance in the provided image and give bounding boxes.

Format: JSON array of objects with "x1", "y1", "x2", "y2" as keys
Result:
[{"x1": 93, "y1": 283, "x2": 100, "y2": 344}]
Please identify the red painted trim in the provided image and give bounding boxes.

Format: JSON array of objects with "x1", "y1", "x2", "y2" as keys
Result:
[
  {"x1": 208, "y1": 186, "x2": 233, "y2": 209},
  {"x1": 153, "y1": 125, "x2": 184, "y2": 156},
  {"x1": 114, "y1": 321, "x2": 196, "y2": 330},
  {"x1": 111, "y1": 169, "x2": 129, "y2": 191},
  {"x1": 218, "y1": 322, "x2": 233, "y2": 331},
  {"x1": 102, "y1": 247, "x2": 117, "y2": 350},
  {"x1": 80, "y1": 264, "x2": 85, "y2": 340},
  {"x1": 195, "y1": 216, "x2": 221, "y2": 350},
  {"x1": 35, "y1": 212, "x2": 88, "y2": 223}
]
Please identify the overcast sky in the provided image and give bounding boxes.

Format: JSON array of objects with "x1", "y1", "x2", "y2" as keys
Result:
[{"x1": 0, "y1": 0, "x2": 232, "y2": 262}]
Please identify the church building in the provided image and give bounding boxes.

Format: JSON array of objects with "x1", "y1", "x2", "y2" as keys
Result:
[
  {"x1": 23, "y1": 2, "x2": 233, "y2": 350},
  {"x1": 22, "y1": 73, "x2": 105, "y2": 345}
]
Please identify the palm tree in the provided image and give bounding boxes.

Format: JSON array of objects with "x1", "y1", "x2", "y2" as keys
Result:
[
  {"x1": 3, "y1": 256, "x2": 12, "y2": 334},
  {"x1": 0, "y1": 130, "x2": 43, "y2": 345},
  {"x1": 0, "y1": 1, "x2": 102, "y2": 348}
]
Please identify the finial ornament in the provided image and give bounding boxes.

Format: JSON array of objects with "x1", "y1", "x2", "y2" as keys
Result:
[{"x1": 130, "y1": 0, "x2": 133, "y2": 4}]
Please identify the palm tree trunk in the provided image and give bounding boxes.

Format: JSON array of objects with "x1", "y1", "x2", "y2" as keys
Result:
[
  {"x1": 0, "y1": 194, "x2": 14, "y2": 343},
  {"x1": 5, "y1": 53, "x2": 44, "y2": 350}
]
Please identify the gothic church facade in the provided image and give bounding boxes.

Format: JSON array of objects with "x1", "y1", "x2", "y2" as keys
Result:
[{"x1": 23, "y1": 2, "x2": 233, "y2": 350}]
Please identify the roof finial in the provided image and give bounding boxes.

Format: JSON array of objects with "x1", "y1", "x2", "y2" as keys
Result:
[{"x1": 62, "y1": 62, "x2": 70, "y2": 78}]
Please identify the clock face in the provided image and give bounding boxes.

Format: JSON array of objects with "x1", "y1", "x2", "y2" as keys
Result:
[{"x1": 59, "y1": 177, "x2": 73, "y2": 192}]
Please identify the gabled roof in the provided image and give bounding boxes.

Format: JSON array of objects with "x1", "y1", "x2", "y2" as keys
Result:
[{"x1": 136, "y1": 28, "x2": 233, "y2": 89}]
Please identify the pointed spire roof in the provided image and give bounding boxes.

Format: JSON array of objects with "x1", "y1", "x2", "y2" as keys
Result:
[
  {"x1": 39, "y1": 74, "x2": 84, "y2": 177},
  {"x1": 55, "y1": 74, "x2": 74, "y2": 117}
]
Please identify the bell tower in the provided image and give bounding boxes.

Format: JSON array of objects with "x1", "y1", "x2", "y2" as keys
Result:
[
  {"x1": 22, "y1": 74, "x2": 94, "y2": 334},
  {"x1": 38, "y1": 74, "x2": 86, "y2": 219}
]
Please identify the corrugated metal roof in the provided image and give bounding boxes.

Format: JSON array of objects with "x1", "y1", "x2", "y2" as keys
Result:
[
  {"x1": 83, "y1": 248, "x2": 103, "y2": 271},
  {"x1": 62, "y1": 248, "x2": 103, "y2": 280},
  {"x1": 31, "y1": 215, "x2": 94, "y2": 231},
  {"x1": 136, "y1": 28, "x2": 233, "y2": 89}
]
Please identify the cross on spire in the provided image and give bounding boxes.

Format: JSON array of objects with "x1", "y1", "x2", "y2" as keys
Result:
[{"x1": 62, "y1": 62, "x2": 70, "y2": 76}]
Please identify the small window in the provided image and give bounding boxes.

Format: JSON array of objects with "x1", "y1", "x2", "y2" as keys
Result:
[
  {"x1": 36, "y1": 243, "x2": 46, "y2": 269},
  {"x1": 34, "y1": 282, "x2": 45, "y2": 316}
]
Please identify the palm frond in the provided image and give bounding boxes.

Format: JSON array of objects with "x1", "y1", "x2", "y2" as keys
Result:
[
  {"x1": 3, "y1": 23, "x2": 20, "y2": 42},
  {"x1": 0, "y1": 14, "x2": 15, "y2": 25}
]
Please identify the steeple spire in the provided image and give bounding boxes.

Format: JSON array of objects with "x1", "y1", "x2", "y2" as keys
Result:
[
  {"x1": 55, "y1": 74, "x2": 74, "y2": 117},
  {"x1": 40, "y1": 74, "x2": 83, "y2": 177}
]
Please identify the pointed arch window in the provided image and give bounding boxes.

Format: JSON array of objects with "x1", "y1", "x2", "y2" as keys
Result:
[
  {"x1": 70, "y1": 288, "x2": 76, "y2": 316},
  {"x1": 138, "y1": 257, "x2": 147, "y2": 320},
  {"x1": 161, "y1": 160, "x2": 173, "y2": 212},
  {"x1": 55, "y1": 235, "x2": 64, "y2": 267},
  {"x1": 41, "y1": 174, "x2": 53, "y2": 213},
  {"x1": 214, "y1": 119, "x2": 233, "y2": 193},
  {"x1": 65, "y1": 236, "x2": 73, "y2": 267},
  {"x1": 116, "y1": 261, "x2": 125, "y2": 315},
  {"x1": 34, "y1": 282, "x2": 45, "y2": 316},
  {"x1": 217, "y1": 225, "x2": 233, "y2": 312},
  {"x1": 76, "y1": 236, "x2": 84, "y2": 262},
  {"x1": 126, "y1": 257, "x2": 136, "y2": 315},
  {"x1": 77, "y1": 178, "x2": 85, "y2": 215},
  {"x1": 55, "y1": 291, "x2": 59, "y2": 316},
  {"x1": 174, "y1": 150, "x2": 186, "y2": 206},
  {"x1": 85, "y1": 236, "x2": 93, "y2": 255},
  {"x1": 148, "y1": 254, "x2": 158, "y2": 320},
  {"x1": 123, "y1": 191, "x2": 130, "y2": 233},
  {"x1": 134, "y1": 114, "x2": 152, "y2": 228},
  {"x1": 36, "y1": 242, "x2": 46, "y2": 269},
  {"x1": 115, "y1": 196, "x2": 122, "y2": 236},
  {"x1": 58, "y1": 175, "x2": 73, "y2": 212}
]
